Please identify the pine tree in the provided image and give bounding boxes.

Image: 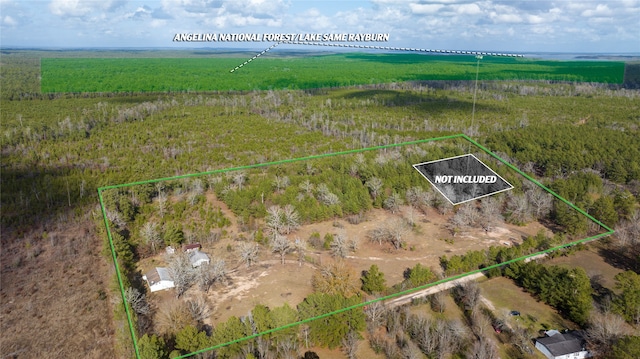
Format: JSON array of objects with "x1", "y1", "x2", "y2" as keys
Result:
[{"x1": 361, "y1": 264, "x2": 387, "y2": 294}]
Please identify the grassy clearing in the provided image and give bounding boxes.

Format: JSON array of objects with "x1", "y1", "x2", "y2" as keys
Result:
[
  {"x1": 41, "y1": 53, "x2": 625, "y2": 93},
  {"x1": 479, "y1": 276, "x2": 575, "y2": 333},
  {"x1": 546, "y1": 245, "x2": 625, "y2": 293}
]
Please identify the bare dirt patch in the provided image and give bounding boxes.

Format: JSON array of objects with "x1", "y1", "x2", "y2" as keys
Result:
[
  {"x1": 294, "y1": 205, "x2": 550, "y2": 284},
  {"x1": 142, "y1": 193, "x2": 553, "y2": 335},
  {"x1": 203, "y1": 262, "x2": 317, "y2": 325}
]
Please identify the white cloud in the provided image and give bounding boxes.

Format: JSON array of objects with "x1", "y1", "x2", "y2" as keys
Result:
[
  {"x1": 2, "y1": 15, "x2": 17, "y2": 26},
  {"x1": 292, "y1": 8, "x2": 335, "y2": 32},
  {"x1": 581, "y1": 4, "x2": 613, "y2": 17},
  {"x1": 49, "y1": 0, "x2": 126, "y2": 17},
  {"x1": 490, "y1": 12, "x2": 522, "y2": 23},
  {"x1": 225, "y1": 0, "x2": 287, "y2": 18},
  {"x1": 453, "y1": 3, "x2": 482, "y2": 15},
  {"x1": 409, "y1": 3, "x2": 444, "y2": 15},
  {"x1": 160, "y1": 0, "x2": 287, "y2": 28},
  {"x1": 150, "y1": 19, "x2": 166, "y2": 28},
  {"x1": 126, "y1": 5, "x2": 152, "y2": 19},
  {"x1": 0, "y1": 0, "x2": 636, "y2": 52}
]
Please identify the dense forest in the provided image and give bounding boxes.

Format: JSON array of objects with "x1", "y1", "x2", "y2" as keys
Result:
[{"x1": 1, "y1": 51, "x2": 639, "y2": 359}]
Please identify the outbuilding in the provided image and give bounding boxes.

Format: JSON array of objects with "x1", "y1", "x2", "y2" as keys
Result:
[
  {"x1": 189, "y1": 250, "x2": 210, "y2": 268},
  {"x1": 142, "y1": 267, "x2": 175, "y2": 292}
]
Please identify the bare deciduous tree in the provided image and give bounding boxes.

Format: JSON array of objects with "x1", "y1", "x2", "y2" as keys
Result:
[
  {"x1": 186, "y1": 295, "x2": 211, "y2": 324},
  {"x1": 364, "y1": 300, "x2": 387, "y2": 329},
  {"x1": 187, "y1": 179, "x2": 204, "y2": 206},
  {"x1": 383, "y1": 192, "x2": 404, "y2": 214},
  {"x1": 466, "y1": 338, "x2": 499, "y2": 359},
  {"x1": 156, "y1": 299, "x2": 196, "y2": 336},
  {"x1": 266, "y1": 205, "x2": 300, "y2": 237},
  {"x1": 525, "y1": 181, "x2": 553, "y2": 219},
  {"x1": 367, "y1": 226, "x2": 388, "y2": 246},
  {"x1": 341, "y1": 331, "x2": 359, "y2": 359},
  {"x1": 207, "y1": 175, "x2": 222, "y2": 191},
  {"x1": 273, "y1": 175, "x2": 290, "y2": 192},
  {"x1": 231, "y1": 171, "x2": 247, "y2": 190},
  {"x1": 196, "y1": 258, "x2": 226, "y2": 292},
  {"x1": 585, "y1": 309, "x2": 629, "y2": 356},
  {"x1": 367, "y1": 218, "x2": 410, "y2": 250},
  {"x1": 509, "y1": 325, "x2": 534, "y2": 355},
  {"x1": 271, "y1": 234, "x2": 293, "y2": 265},
  {"x1": 406, "y1": 186, "x2": 433, "y2": 213},
  {"x1": 330, "y1": 233, "x2": 357, "y2": 258},
  {"x1": 436, "y1": 319, "x2": 468, "y2": 359},
  {"x1": 282, "y1": 204, "x2": 300, "y2": 234},
  {"x1": 157, "y1": 191, "x2": 168, "y2": 218},
  {"x1": 239, "y1": 242, "x2": 260, "y2": 267},
  {"x1": 168, "y1": 252, "x2": 196, "y2": 298},
  {"x1": 266, "y1": 205, "x2": 284, "y2": 237},
  {"x1": 402, "y1": 339, "x2": 423, "y2": 359},
  {"x1": 470, "y1": 311, "x2": 491, "y2": 338},
  {"x1": 366, "y1": 177, "x2": 383, "y2": 200},
  {"x1": 479, "y1": 197, "x2": 503, "y2": 232},
  {"x1": 387, "y1": 218, "x2": 410, "y2": 250},
  {"x1": 299, "y1": 179, "x2": 314, "y2": 196},
  {"x1": 457, "y1": 281, "x2": 481, "y2": 312},
  {"x1": 407, "y1": 314, "x2": 436, "y2": 356},
  {"x1": 106, "y1": 209, "x2": 126, "y2": 229},
  {"x1": 293, "y1": 237, "x2": 306, "y2": 267},
  {"x1": 124, "y1": 287, "x2": 150, "y2": 315},
  {"x1": 430, "y1": 291, "x2": 447, "y2": 313},
  {"x1": 506, "y1": 193, "x2": 532, "y2": 224},
  {"x1": 276, "y1": 336, "x2": 298, "y2": 359},
  {"x1": 317, "y1": 183, "x2": 340, "y2": 206},
  {"x1": 140, "y1": 221, "x2": 161, "y2": 253}
]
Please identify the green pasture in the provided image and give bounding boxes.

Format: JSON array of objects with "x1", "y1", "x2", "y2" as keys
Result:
[{"x1": 41, "y1": 53, "x2": 625, "y2": 93}]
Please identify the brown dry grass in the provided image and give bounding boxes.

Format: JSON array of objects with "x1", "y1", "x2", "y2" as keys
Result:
[{"x1": 1, "y1": 216, "x2": 115, "y2": 358}]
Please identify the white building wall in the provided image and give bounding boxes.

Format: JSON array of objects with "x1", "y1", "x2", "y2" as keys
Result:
[
  {"x1": 149, "y1": 280, "x2": 174, "y2": 292},
  {"x1": 535, "y1": 342, "x2": 556, "y2": 359},
  {"x1": 535, "y1": 342, "x2": 591, "y2": 359}
]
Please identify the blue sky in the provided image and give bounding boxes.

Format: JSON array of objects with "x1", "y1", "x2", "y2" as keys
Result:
[{"x1": 1, "y1": 0, "x2": 638, "y2": 53}]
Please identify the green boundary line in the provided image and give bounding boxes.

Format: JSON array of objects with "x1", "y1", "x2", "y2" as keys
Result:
[
  {"x1": 98, "y1": 189, "x2": 140, "y2": 358},
  {"x1": 97, "y1": 134, "x2": 613, "y2": 359}
]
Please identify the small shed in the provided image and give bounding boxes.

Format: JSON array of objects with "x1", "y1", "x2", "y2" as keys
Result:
[
  {"x1": 142, "y1": 267, "x2": 175, "y2": 292},
  {"x1": 183, "y1": 243, "x2": 202, "y2": 253},
  {"x1": 189, "y1": 250, "x2": 210, "y2": 268}
]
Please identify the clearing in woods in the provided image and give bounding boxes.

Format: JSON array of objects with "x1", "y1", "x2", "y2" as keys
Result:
[{"x1": 98, "y1": 134, "x2": 613, "y2": 358}]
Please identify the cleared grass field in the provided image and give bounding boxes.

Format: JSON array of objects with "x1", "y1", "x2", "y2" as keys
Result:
[
  {"x1": 40, "y1": 53, "x2": 625, "y2": 93},
  {"x1": 479, "y1": 276, "x2": 575, "y2": 332},
  {"x1": 546, "y1": 246, "x2": 625, "y2": 293}
]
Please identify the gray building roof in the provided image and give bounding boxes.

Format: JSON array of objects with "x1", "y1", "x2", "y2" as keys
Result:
[
  {"x1": 189, "y1": 250, "x2": 210, "y2": 266},
  {"x1": 536, "y1": 330, "x2": 587, "y2": 357},
  {"x1": 144, "y1": 267, "x2": 173, "y2": 285}
]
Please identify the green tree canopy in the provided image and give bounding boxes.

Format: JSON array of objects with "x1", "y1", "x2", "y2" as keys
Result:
[
  {"x1": 297, "y1": 293, "x2": 365, "y2": 349},
  {"x1": 174, "y1": 325, "x2": 210, "y2": 355},
  {"x1": 138, "y1": 334, "x2": 168, "y2": 359},
  {"x1": 361, "y1": 264, "x2": 387, "y2": 294},
  {"x1": 612, "y1": 271, "x2": 640, "y2": 324},
  {"x1": 608, "y1": 336, "x2": 640, "y2": 359}
]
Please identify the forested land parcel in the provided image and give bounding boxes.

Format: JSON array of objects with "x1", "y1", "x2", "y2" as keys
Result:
[
  {"x1": 40, "y1": 53, "x2": 625, "y2": 93},
  {"x1": 1, "y1": 50, "x2": 639, "y2": 359}
]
